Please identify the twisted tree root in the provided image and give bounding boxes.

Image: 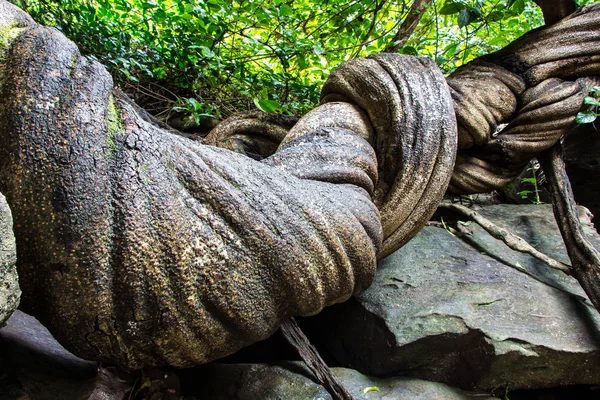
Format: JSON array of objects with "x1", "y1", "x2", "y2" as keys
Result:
[{"x1": 538, "y1": 145, "x2": 600, "y2": 312}]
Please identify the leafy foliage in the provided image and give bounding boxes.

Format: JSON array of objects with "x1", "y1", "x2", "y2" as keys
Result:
[
  {"x1": 8, "y1": 0, "x2": 594, "y2": 119},
  {"x1": 577, "y1": 86, "x2": 600, "y2": 125}
]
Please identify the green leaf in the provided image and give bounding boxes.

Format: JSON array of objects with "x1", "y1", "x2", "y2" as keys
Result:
[
  {"x1": 296, "y1": 54, "x2": 308, "y2": 70},
  {"x1": 518, "y1": 190, "x2": 532, "y2": 197},
  {"x1": 515, "y1": 261, "x2": 525, "y2": 270},
  {"x1": 443, "y1": 43, "x2": 459, "y2": 57},
  {"x1": 510, "y1": 0, "x2": 525, "y2": 14},
  {"x1": 152, "y1": 67, "x2": 167, "y2": 79},
  {"x1": 439, "y1": 2, "x2": 462, "y2": 15},
  {"x1": 458, "y1": 9, "x2": 471, "y2": 28},
  {"x1": 120, "y1": 68, "x2": 139, "y2": 82},
  {"x1": 186, "y1": 98, "x2": 202, "y2": 111},
  {"x1": 363, "y1": 386, "x2": 380, "y2": 394},
  {"x1": 198, "y1": 45, "x2": 215, "y2": 59},
  {"x1": 583, "y1": 96, "x2": 600, "y2": 106},
  {"x1": 141, "y1": 0, "x2": 158, "y2": 9},
  {"x1": 279, "y1": 4, "x2": 293, "y2": 16},
  {"x1": 487, "y1": 11, "x2": 504, "y2": 22},
  {"x1": 576, "y1": 112, "x2": 598, "y2": 124},
  {"x1": 312, "y1": 44, "x2": 324, "y2": 56},
  {"x1": 253, "y1": 99, "x2": 280, "y2": 113}
]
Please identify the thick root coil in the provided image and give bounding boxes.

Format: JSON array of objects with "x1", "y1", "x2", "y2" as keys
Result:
[
  {"x1": 448, "y1": 4, "x2": 600, "y2": 194},
  {"x1": 320, "y1": 54, "x2": 457, "y2": 257}
]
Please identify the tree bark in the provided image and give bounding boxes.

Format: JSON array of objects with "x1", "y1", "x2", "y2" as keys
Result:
[
  {"x1": 0, "y1": 0, "x2": 383, "y2": 369},
  {"x1": 385, "y1": 0, "x2": 433, "y2": 53},
  {"x1": 533, "y1": 0, "x2": 600, "y2": 315}
]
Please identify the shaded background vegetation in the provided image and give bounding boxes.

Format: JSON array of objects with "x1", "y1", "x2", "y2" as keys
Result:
[{"x1": 7, "y1": 0, "x2": 594, "y2": 128}]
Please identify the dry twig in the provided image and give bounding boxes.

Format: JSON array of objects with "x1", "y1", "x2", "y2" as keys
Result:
[{"x1": 280, "y1": 318, "x2": 355, "y2": 400}]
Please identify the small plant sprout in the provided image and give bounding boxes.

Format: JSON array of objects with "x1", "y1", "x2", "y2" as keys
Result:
[{"x1": 517, "y1": 160, "x2": 543, "y2": 205}]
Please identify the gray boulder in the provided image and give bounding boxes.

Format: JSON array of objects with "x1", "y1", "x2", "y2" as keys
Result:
[
  {"x1": 324, "y1": 204, "x2": 600, "y2": 391},
  {"x1": 184, "y1": 362, "x2": 498, "y2": 400},
  {"x1": 0, "y1": 192, "x2": 19, "y2": 326}
]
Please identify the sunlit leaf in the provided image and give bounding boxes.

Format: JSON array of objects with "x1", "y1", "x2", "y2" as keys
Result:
[
  {"x1": 583, "y1": 96, "x2": 600, "y2": 106},
  {"x1": 279, "y1": 4, "x2": 293, "y2": 16},
  {"x1": 253, "y1": 99, "x2": 280, "y2": 113}
]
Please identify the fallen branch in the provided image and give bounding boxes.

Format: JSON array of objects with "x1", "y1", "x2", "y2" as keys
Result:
[
  {"x1": 280, "y1": 318, "x2": 355, "y2": 400},
  {"x1": 437, "y1": 202, "x2": 571, "y2": 275},
  {"x1": 538, "y1": 144, "x2": 600, "y2": 312}
]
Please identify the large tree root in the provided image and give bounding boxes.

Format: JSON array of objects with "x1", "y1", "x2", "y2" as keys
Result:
[
  {"x1": 538, "y1": 145, "x2": 600, "y2": 312},
  {"x1": 4, "y1": 0, "x2": 600, "y2": 370}
]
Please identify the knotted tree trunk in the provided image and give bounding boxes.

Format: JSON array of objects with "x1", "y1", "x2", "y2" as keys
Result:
[{"x1": 2, "y1": 0, "x2": 600, "y2": 373}]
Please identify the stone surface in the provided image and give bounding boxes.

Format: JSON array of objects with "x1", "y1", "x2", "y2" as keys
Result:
[
  {"x1": 0, "y1": 311, "x2": 131, "y2": 400},
  {"x1": 0, "y1": 192, "x2": 19, "y2": 326},
  {"x1": 323, "y1": 204, "x2": 600, "y2": 391},
  {"x1": 180, "y1": 362, "x2": 499, "y2": 400}
]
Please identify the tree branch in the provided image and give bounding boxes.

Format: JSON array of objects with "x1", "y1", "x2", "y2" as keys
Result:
[
  {"x1": 280, "y1": 318, "x2": 355, "y2": 400},
  {"x1": 531, "y1": 0, "x2": 600, "y2": 313},
  {"x1": 385, "y1": 0, "x2": 433, "y2": 53}
]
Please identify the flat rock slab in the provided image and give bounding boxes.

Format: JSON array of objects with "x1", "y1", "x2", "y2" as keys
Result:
[
  {"x1": 0, "y1": 193, "x2": 19, "y2": 326},
  {"x1": 181, "y1": 362, "x2": 498, "y2": 399},
  {"x1": 325, "y1": 204, "x2": 600, "y2": 391}
]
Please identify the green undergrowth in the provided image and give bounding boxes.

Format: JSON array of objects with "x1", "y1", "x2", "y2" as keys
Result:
[
  {"x1": 9, "y1": 0, "x2": 552, "y2": 120},
  {"x1": 7, "y1": 0, "x2": 597, "y2": 120}
]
